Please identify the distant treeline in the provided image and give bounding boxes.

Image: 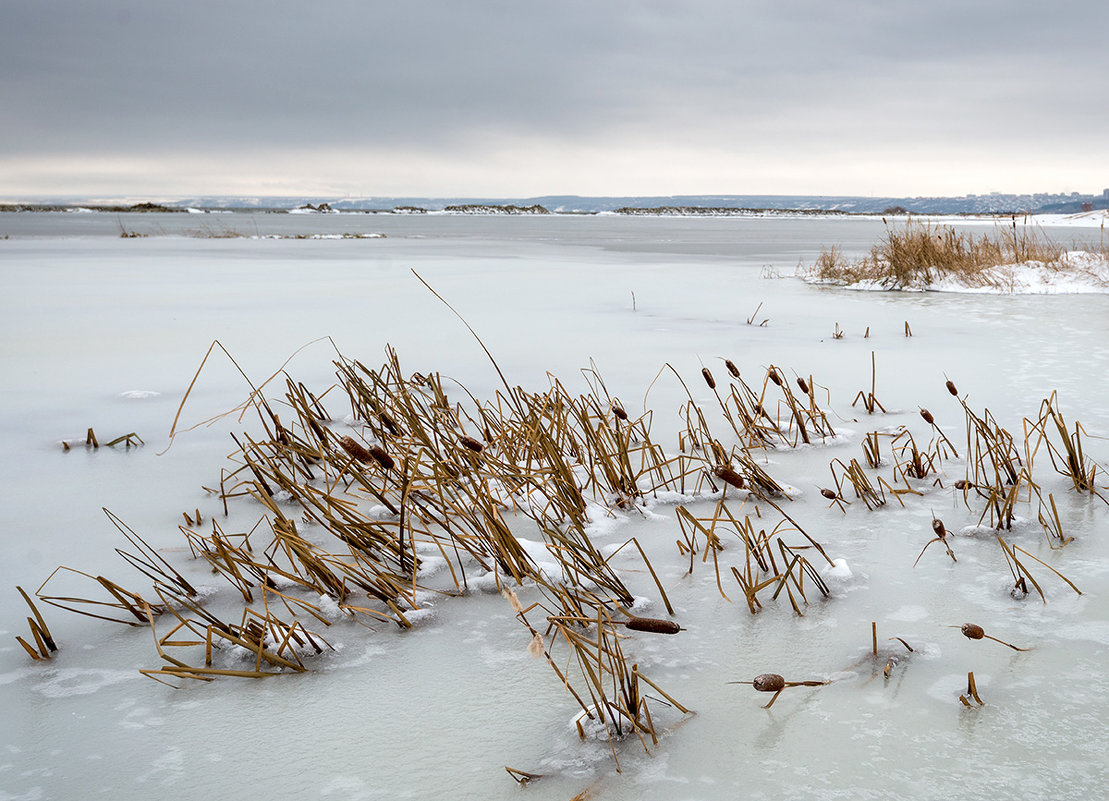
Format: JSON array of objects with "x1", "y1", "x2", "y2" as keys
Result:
[
  {"x1": 0, "y1": 202, "x2": 182, "y2": 213},
  {"x1": 442, "y1": 204, "x2": 550, "y2": 215},
  {"x1": 614, "y1": 206, "x2": 850, "y2": 217}
]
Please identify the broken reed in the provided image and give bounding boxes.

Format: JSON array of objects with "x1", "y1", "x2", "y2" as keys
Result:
[{"x1": 15, "y1": 586, "x2": 57, "y2": 660}]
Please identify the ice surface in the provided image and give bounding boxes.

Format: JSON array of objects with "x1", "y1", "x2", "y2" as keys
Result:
[{"x1": 0, "y1": 212, "x2": 1107, "y2": 800}]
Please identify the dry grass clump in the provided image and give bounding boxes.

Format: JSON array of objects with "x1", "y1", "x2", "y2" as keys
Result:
[
  {"x1": 807, "y1": 221, "x2": 1068, "y2": 289},
  {"x1": 15, "y1": 315, "x2": 1107, "y2": 773}
]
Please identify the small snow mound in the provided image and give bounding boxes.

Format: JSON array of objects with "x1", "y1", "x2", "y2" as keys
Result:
[
  {"x1": 584, "y1": 502, "x2": 628, "y2": 538},
  {"x1": 402, "y1": 607, "x2": 437, "y2": 626},
  {"x1": 644, "y1": 488, "x2": 723, "y2": 508},
  {"x1": 318, "y1": 594, "x2": 352, "y2": 622},
  {"x1": 365, "y1": 504, "x2": 396, "y2": 521},
  {"x1": 471, "y1": 571, "x2": 506, "y2": 593},
  {"x1": 416, "y1": 555, "x2": 447, "y2": 578},
  {"x1": 599, "y1": 542, "x2": 626, "y2": 559},
  {"x1": 120, "y1": 390, "x2": 160, "y2": 399},
  {"x1": 822, "y1": 558, "x2": 853, "y2": 580}
]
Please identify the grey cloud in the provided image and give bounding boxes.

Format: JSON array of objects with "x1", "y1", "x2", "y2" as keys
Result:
[{"x1": 1, "y1": 0, "x2": 1106, "y2": 192}]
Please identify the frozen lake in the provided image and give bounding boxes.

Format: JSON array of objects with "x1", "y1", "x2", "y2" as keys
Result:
[{"x1": 1, "y1": 212, "x2": 1107, "y2": 800}]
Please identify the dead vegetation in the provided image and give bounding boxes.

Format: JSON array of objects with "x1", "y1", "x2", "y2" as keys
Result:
[
  {"x1": 805, "y1": 220, "x2": 1077, "y2": 289},
  {"x1": 13, "y1": 326, "x2": 1107, "y2": 771}
]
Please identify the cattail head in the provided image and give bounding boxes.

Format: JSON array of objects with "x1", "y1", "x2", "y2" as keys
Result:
[
  {"x1": 713, "y1": 465, "x2": 746, "y2": 489},
  {"x1": 725, "y1": 360, "x2": 741, "y2": 379},
  {"x1": 624, "y1": 616, "x2": 682, "y2": 635},
  {"x1": 307, "y1": 416, "x2": 328, "y2": 444},
  {"x1": 339, "y1": 435, "x2": 372, "y2": 464},
  {"x1": 920, "y1": 408, "x2": 935, "y2": 425},
  {"x1": 612, "y1": 403, "x2": 628, "y2": 421},
  {"x1": 702, "y1": 367, "x2": 716, "y2": 389},
  {"x1": 501, "y1": 587, "x2": 523, "y2": 613},
  {"x1": 768, "y1": 368, "x2": 782, "y2": 386},
  {"x1": 752, "y1": 673, "x2": 786, "y2": 692},
  {"x1": 379, "y1": 412, "x2": 400, "y2": 436},
  {"x1": 527, "y1": 632, "x2": 545, "y2": 657},
  {"x1": 955, "y1": 479, "x2": 972, "y2": 490},
  {"x1": 961, "y1": 623, "x2": 985, "y2": 640},
  {"x1": 368, "y1": 445, "x2": 395, "y2": 471},
  {"x1": 821, "y1": 488, "x2": 838, "y2": 500},
  {"x1": 946, "y1": 380, "x2": 958, "y2": 396},
  {"x1": 797, "y1": 377, "x2": 810, "y2": 395},
  {"x1": 932, "y1": 517, "x2": 947, "y2": 537},
  {"x1": 460, "y1": 435, "x2": 484, "y2": 453},
  {"x1": 274, "y1": 414, "x2": 289, "y2": 445}
]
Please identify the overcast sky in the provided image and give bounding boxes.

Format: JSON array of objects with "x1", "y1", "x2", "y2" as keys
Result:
[{"x1": 1, "y1": 1, "x2": 1106, "y2": 199}]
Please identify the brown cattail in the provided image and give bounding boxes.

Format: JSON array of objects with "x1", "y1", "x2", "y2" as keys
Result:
[
  {"x1": 460, "y1": 435, "x2": 484, "y2": 453},
  {"x1": 379, "y1": 412, "x2": 400, "y2": 436},
  {"x1": 339, "y1": 435, "x2": 373, "y2": 464},
  {"x1": 961, "y1": 623, "x2": 985, "y2": 640},
  {"x1": 920, "y1": 408, "x2": 935, "y2": 425},
  {"x1": 368, "y1": 445, "x2": 395, "y2": 471},
  {"x1": 624, "y1": 617, "x2": 682, "y2": 635},
  {"x1": 713, "y1": 465, "x2": 746, "y2": 490},
  {"x1": 946, "y1": 380, "x2": 958, "y2": 396},
  {"x1": 821, "y1": 488, "x2": 838, "y2": 500},
  {"x1": 725, "y1": 359, "x2": 741, "y2": 379},
  {"x1": 752, "y1": 673, "x2": 786, "y2": 692},
  {"x1": 797, "y1": 377, "x2": 810, "y2": 395},
  {"x1": 307, "y1": 415, "x2": 327, "y2": 443},
  {"x1": 702, "y1": 367, "x2": 716, "y2": 389},
  {"x1": 932, "y1": 518, "x2": 947, "y2": 537},
  {"x1": 612, "y1": 403, "x2": 628, "y2": 421},
  {"x1": 955, "y1": 479, "x2": 972, "y2": 490},
  {"x1": 768, "y1": 368, "x2": 782, "y2": 386}
]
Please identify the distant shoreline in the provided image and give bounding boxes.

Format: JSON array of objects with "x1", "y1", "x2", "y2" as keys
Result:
[
  {"x1": 2, "y1": 201, "x2": 1105, "y2": 225},
  {"x1": 3, "y1": 189, "x2": 1107, "y2": 216}
]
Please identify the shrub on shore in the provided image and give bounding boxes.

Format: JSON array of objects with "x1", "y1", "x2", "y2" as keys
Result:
[{"x1": 805, "y1": 221, "x2": 1076, "y2": 289}]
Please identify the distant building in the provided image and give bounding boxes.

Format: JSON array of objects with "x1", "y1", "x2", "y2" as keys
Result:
[{"x1": 1103, "y1": 188, "x2": 1109, "y2": 198}]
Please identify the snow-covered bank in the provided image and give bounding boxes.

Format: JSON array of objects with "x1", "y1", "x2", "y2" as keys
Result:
[
  {"x1": 864, "y1": 209, "x2": 1107, "y2": 229},
  {"x1": 806, "y1": 251, "x2": 1109, "y2": 294}
]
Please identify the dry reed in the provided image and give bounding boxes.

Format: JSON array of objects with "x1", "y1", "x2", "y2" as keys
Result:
[{"x1": 806, "y1": 220, "x2": 1069, "y2": 289}]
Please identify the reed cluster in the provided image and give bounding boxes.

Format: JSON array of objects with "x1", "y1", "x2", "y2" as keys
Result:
[
  {"x1": 830, "y1": 371, "x2": 1101, "y2": 597},
  {"x1": 806, "y1": 220, "x2": 1072, "y2": 289},
  {"x1": 15, "y1": 335, "x2": 1107, "y2": 772}
]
